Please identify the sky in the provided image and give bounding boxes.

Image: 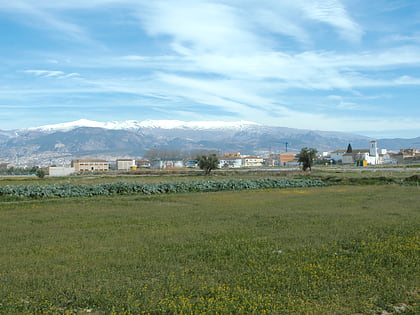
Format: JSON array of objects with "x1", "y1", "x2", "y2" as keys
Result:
[{"x1": 0, "y1": 0, "x2": 419, "y2": 138}]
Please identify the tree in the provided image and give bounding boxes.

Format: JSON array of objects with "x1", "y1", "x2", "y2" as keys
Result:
[
  {"x1": 197, "y1": 154, "x2": 219, "y2": 175},
  {"x1": 346, "y1": 143, "x2": 353, "y2": 153},
  {"x1": 145, "y1": 149, "x2": 188, "y2": 161},
  {"x1": 36, "y1": 168, "x2": 46, "y2": 179},
  {"x1": 297, "y1": 147, "x2": 317, "y2": 171}
]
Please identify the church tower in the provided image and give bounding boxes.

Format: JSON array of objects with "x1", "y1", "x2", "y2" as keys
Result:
[{"x1": 370, "y1": 140, "x2": 378, "y2": 157}]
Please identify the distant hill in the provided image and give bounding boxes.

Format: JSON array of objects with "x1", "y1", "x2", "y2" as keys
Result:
[
  {"x1": 377, "y1": 137, "x2": 420, "y2": 152},
  {"x1": 0, "y1": 119, "x2": 417, "y2": 165}
]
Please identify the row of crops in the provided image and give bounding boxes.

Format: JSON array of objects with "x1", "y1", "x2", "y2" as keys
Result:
[{"x1": 0, "y1": 178, "x2": 326, "y2": 199}]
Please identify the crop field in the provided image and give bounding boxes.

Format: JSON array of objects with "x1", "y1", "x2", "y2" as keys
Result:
[{"x1": 0, "y1": 176, "x2": 419, "y2": 314}]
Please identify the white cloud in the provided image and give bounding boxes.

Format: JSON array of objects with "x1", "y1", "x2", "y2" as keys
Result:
[
  {"x1": 59, "y1": 73, "x2": 81, "y2": 79},
  {"x1": 1, "y1": 0, "x2": 95, "y2": 44},
  {"x1": 1, "y1": 0, "x2": 419, "y2": 137},
  {"x1": 0, "y1": 0, "x2": 363, "y2": 46},
  {"x1": 394, "y1": 75, "x2": 420, "y2": 85},
  {"x1": 22, "y1": 70, "x2": 80, "y2": 79},
  {"x1": 300, "y1": 0, "x2": 363, "y2": 42},
  {"x1": 136, "y1": 1, "x2": 263, "y2": 56},
  {"x1": 389, "y1": 33, "x2": 420, "y2": 43},
  {"x1": 23, "y1": 70, "x2": 64, "y2": 77}
]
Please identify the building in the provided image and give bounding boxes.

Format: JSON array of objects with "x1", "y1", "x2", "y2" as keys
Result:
[
  {"x1": 342, "y1": 150, "x2": 371, "y2": 165},
  {"x1": 150, "y1": 159, "x2": 184, "y2": 169},
  {"x1": 223, "y1": 152, "x2": 241, "y2": 158},
  {"x1": 116, "y1": 159, "x2": 136, "y2": 171},
  {"x1": 219, "y1": 157, "x2": 243, "y2": 168},
  {"x1": 185, "y1": 160, "x2": 198, "y2": 168},
  {"x1": 278, "y1": 152, "x2": 297, "y2": 166},
  {"x1": 391, "y1": 148, "x2": 420, "y2": 164},
  {"x1": 242, "y1": 156, "x2": 264, "y2": 167},
  {"x1": 48, "y1": 166, "x2": 76, "y2": 177},
  {"x1": 71, "y1": 159, "x2": 109, "y2": 172},
  {"x1": 0, "y1": 163, "x2": 14, "y2": 169},
  {"x1": 330, "y1": 150, "x2": 346, "y2": 163},
  {"x1": 341, "y1": 141, "x2": 386, "y2": 165},
  {"x1": 136, "y1": 159, "x2": 151, "y2": 168}
]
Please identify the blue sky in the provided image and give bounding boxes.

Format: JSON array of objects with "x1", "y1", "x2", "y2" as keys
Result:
[{"x1": 1, "y1": 0, "x2": 419, "y2": 138}]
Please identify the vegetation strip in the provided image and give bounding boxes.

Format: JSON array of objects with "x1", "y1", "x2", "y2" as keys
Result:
[
  {"x1": 0, "y1": 178, "x2": 326, "y2": 198},
  {"x1": 1, "y1": 186, "x2": 418, "y2": 314}
]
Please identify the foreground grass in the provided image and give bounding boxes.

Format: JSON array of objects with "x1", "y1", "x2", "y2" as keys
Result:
[{"x1": 0, "y1": 185, "x2": 419, "y2": 314}]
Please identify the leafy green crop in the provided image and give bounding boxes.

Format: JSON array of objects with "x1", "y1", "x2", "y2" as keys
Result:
[{"x1": 0, "y1": 178, "x2": 326, "y2": 199}]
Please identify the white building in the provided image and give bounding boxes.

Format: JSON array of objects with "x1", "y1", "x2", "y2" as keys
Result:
[
  {"x1": 117, "y1": 159, "x2": 136, "y2": 170},
  {"x1": 330, "y1": 150, "x2": 346, "y2": 163},
  {"x1": 48, "y1": 166, "x2": 76, "y2": 177},
  {"x1": 242, "y1": 156, "x2": 264, "y2": 167},
  {"x1": 342, "y1": 141, "x2": 385, "y2": 165},
  {"x1": 219, "y1": 158, "x2": 243, "y2": 168},
  {"x1": 151, "y1": 159, "x2": 184, "y2": 169}
]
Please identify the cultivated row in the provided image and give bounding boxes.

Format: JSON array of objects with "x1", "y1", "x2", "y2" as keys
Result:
[{"x1": 0, "y1": 178, "x2": 326, "y2": 198}]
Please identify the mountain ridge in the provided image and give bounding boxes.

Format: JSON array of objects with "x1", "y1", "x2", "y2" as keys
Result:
[
  {"x1": 0, "y1": 119, "x2": 418, "y2": 166},
  {"x1": 21, "y1": 119, "x2": 261, "y2": 133}
]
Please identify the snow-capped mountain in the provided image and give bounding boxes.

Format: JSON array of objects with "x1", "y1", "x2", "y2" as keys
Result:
[
  {"x1": 1, "y1": 119, "x2": 418, "y2": 166},
  {"x1": 26, "y1": 119, "x2": 260, "y2": 133}
]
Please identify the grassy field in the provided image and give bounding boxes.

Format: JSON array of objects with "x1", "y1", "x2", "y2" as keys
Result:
[
  {"x1": 1, "y1": 179, "x2": 419, "y2": 314},
  {"x1": 0, "y1": 165, "x2": 419, "y2": 186}
]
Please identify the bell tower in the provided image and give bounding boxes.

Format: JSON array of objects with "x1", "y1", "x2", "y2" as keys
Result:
[{"x1": 370, "y1": 140, "x2": 378, "y2": 157}]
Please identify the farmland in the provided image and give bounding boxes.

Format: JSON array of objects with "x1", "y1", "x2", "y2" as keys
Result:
[{"x1": 0, "y1": 170, "x2": 419, "y2": 314}]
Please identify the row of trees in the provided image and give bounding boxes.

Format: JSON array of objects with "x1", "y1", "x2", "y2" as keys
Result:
[
  {"x1": 0, "y1": 166, "x2": 45, "y2": 177},
  {"x1": 144, "y1": 149, "x2": 220, "y2": 161}
]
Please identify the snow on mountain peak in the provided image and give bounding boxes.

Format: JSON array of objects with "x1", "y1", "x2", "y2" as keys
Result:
[
  {"x1": 137, "y1": 120, "x2": 259, "y2": 130},
  {"x1": 27, "y1": 119, "x2": 108, "y2": 132},
  {"x1": 27, "y1": 119, "x2": 260, "y2": 132}
]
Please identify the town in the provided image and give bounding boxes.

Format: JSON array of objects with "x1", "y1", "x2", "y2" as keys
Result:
[{"x1": 1, "y1": 140, "x2": 419, "y2": 177}]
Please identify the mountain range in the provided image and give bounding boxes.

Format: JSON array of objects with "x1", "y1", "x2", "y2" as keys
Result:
[{"x1": 0, "y1": 119, "x2": 419, "y2": 166}]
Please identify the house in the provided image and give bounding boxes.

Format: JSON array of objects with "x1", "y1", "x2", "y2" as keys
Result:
[
  {"x1": 71, "y1": 159, "x2": 109, "y2": 171},
  {"x1": 242, "y1": 156, "x2": 264, "y2": 167},
  {"x1": 136, "y1": 159, "x2": 151, "y2": 168},
  {"x1": 278, "y1": 152, "x2": 298, "y2": 166},
  {"x1": 219, "y1": 152, "x2": 243, "y2": 168},
  {"x1": 391, "y1": 148, "x2": 420, "y2": 164},
  {"x1": 330, "y1": 150, "x2": 346, "y2": 163},
  {"x1": 342, "y1": 150, "x2": 371, "y2": 165},
  {"x1": 223, "y1": 152, "x2": 241, "y2": 158},
  {"x1": 185, "y1": 160, "x2": 198, "y2": 168},
  {"x1": 116, "y1": 159, "x2": 136, "y2": 171},
  {"x1": 150, "y1": 159, "x2": 184, "y2": 169},
  {"x1": 263, "y1": 156, "x2": 276, "y2": 167},
  {"x1": 219, "y1": 157, "x2": 243, "y2": 168}
]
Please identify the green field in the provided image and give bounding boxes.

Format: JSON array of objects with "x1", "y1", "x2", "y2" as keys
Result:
[{"x1": 1, "y1": 175, "x2": 419, "y2": 314}]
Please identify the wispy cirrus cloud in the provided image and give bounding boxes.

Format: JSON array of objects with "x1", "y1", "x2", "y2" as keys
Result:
[
  {"x1": 22, "y1": 70, "x2": 80, "y2": 79},
  {"x1": 0, "y1": 0, "x2": 419, "y2": 137},
  {"x1": 0, "y1": 0, "x2": 94, "y2": 44},
  {"x1": 135, "y1": 0, "x2": 362, "y2": 55},
  {"x1": 136, "y1": 1, "x2": 263, "y2": 56},
  {"x1": 112, "y1": 46, "x2": 420, "y2": 91},
  {"x1": 300, "y1": 0, "x2": 363, "y2": 42}
]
